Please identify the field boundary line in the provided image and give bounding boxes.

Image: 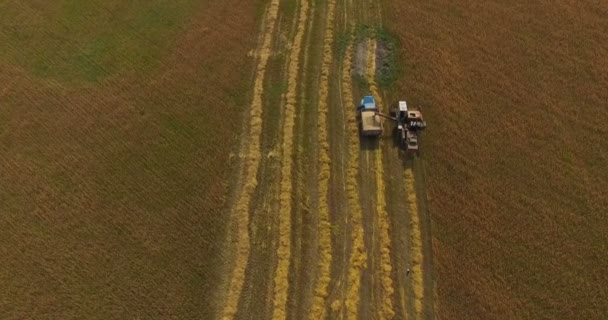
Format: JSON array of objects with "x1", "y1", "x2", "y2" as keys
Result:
[{"x1": 220, "y1": 1, "x2": 281, "y2": 318}]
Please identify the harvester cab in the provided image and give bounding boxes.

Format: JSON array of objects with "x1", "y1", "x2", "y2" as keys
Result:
[
  {"x1": 390, "y1": 100, "x2": 427, "y2": 154},
  {"x1": 396, "y1": 101, "x2": 408, "y2": 130}
]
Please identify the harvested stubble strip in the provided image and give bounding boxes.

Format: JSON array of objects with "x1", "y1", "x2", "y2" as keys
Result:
[
  {"x1": 404, "y1": 168, "x2": 424, "y2": 318},
  {"x1": 220, "y1": 1, "x2": 281, "y2": 319},
  {"x1": 342, "y1": 26, "x2": 368, "y2": 320},
  {"x1": 308, "y1": 0, "x2": 336, "y2": 318},
  {"x1": 271, "y1": 0, "x2": 310, "y2": 318},
  {"x1": 367, "y1": 37, "x2": 396, "y2": 320}
]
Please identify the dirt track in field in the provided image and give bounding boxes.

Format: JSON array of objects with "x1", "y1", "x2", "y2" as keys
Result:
[
  {"x1": 219, "y1": 1, "x2": 281, "y2": 318},
  {"x1": 340, "y1": 5, "x2": 367, "y2": 319},
  {"x1": 271, "y1": 0, "x2": 310, "y2": 318},
  {"x1": 218, "y1": 0, "x2": 435, "y2": 318},
  {"x1": 308, "y1": 0, "x2": 335, "y2": 316}
]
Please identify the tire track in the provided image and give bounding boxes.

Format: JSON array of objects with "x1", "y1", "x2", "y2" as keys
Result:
[
  {"x1": 366, "y1": 37, "x2": 396, "y2": 320},
  {"x1": 340, "y1": 9, "x2": 368, "y2": 320},
  {"x1": 236, "y1": 4, "x2": 304, "y2": 317},
  {"x1": 404, "y1": 167, "x2": 424, "y2": 318},
  {"x1": 309, "y1": 0, "x2": 337, "y2": 317},
  {"x1": 364, "y1": 1, "x2": 430, "y2": 318},
  {"x1": 289, "y1": 0, "x2": 320, "y2": 317},
  {"x1": 343, "y1": 46, "x2": 368, "y2": 320},
  {"x1": 220, "y1": 1, "x2": 281, "y2": 319},
  {"x1": 325, "y1": 2, "x2": 353, "y2": 317},
  {"x1": 271, "y1": 0, "x2": 310, "y2": 318}
]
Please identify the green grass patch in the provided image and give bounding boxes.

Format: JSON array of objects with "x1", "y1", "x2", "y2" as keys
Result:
[
  {"x1": 280, "y1": 0, "x2": 298, "y2": 21},
  {"x1": 354, "y1": 24, "x2": 373, "y2": 42},
  {"x1": 375, "y1": 28, "x2": 400, "y2": 88},
  {"x1": 334, "y1": 31, "x2": 351, "y2": 61},
  {"x1": 0, "y1": 1, "x2": 202, "y2": 83}
]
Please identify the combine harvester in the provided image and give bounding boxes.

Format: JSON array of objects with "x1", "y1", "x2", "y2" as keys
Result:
[
  {"x1": 390, "y1": 100, "x2": 427, "y2": 154},
  {"x1": 358, "y1": 96, "x2": 427, "y2": 154}
]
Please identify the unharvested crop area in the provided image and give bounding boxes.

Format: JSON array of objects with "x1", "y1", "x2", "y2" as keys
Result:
[
  {"x1": 383, "y1": 1, "x2": 608, "y2": 319},
  {"x1": 0, "y1": 1, "x2": 260, "y2": 318}
]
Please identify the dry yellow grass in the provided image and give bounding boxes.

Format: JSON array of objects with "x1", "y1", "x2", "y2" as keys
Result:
[
  {"x1": 404, "y1": 168, "x2": 424, "y2": 318},
  {"x1": 309, "y1": 0, "x2": 336, "y2": 318},
  {"x1": 221, "y1": 1, "x2": 281, "y2": 319},
  {"x1": 366, "y1": 37, "x2": 395, "y2": 320},
  {"x1": 271, "y1": 0, "x2": 310, "y2": 318}
]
